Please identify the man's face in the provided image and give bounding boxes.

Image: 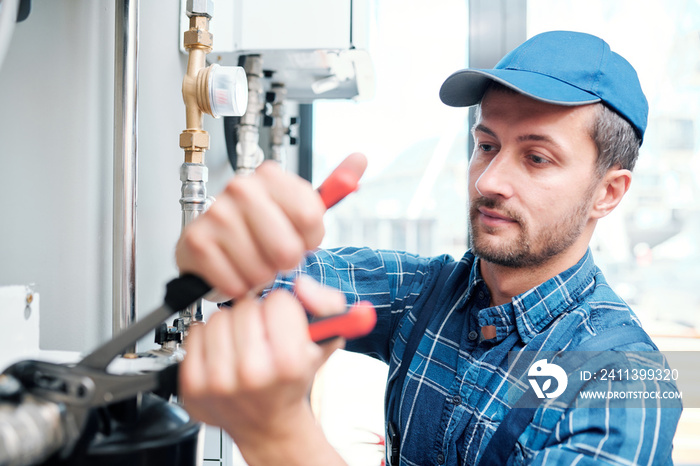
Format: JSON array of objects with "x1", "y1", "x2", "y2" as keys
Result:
[{"x1": 468, "y1": 88, "x2": 601, "y2": 269}]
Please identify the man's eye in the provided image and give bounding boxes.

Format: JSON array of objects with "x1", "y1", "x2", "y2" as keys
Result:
[
  {"x1": 529, "y1": 154, "x2": 550, "y2": 165},
  {"x1": 479, "y1": 143, "x2": 495, "y2": 152}
]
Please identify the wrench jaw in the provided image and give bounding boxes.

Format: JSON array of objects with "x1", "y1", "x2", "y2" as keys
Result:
[
  {"x1": 1, "y1": 360, "x2": 90, "y2": 461},
  {"x1": 0, "y1": 296, "x2": 189, "y2": 464},
  {"x1": 2, "y1": 358, "x2": 175, "y2": 461}
]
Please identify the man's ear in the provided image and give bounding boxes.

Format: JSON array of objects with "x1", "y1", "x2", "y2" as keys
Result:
[{"x1": 591, "y1": 168, "x2": 632, "y2": 219}]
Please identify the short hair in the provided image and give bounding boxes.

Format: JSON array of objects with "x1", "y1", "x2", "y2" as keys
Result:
[
  {"x1": 591, "y1": 103, "x2": 641, "y2": 175},
  {"x1": 474, "y1": 82, "x2": 641, "y2": 175}
]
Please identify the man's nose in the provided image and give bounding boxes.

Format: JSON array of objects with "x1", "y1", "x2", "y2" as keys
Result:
[{"x1": 474, "y1": 153, "x2": 516, "y2": 199}]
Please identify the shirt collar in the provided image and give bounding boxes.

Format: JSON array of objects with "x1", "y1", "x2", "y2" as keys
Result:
[{"x1": 460, "y1": 249, "x2": 597, "y2": 344}]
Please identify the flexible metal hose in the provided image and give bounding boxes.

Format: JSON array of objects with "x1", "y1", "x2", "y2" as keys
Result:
[{"x1": 0, "y1": 395, "x2": 65, "y2": 466}]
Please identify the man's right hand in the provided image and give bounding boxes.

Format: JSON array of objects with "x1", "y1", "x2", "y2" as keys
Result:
[
  {"x1": 175, "y1": 153, "x2": 367, "y2": 299},
  {"x1": 178, "y1": 276, "x2": 349, "y2": 466}
]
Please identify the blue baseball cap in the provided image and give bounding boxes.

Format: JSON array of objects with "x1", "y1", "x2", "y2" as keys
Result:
[{"x1": 439, "y1": 31, "x2": 648, "y2": 141}]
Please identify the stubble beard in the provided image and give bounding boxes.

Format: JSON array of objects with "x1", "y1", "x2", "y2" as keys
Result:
[{"x1": 468, "y1": 194, "x2": 593, "y2": 269}]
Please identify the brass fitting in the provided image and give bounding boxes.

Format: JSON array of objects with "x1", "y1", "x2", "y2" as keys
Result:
[
  {"x1": 183, "y1": 16, "x2": 213, "y2": 50},
  {"x1": 181, "y1": 14, "x2": 213, "y2": 164},
  {"x1": 180, "y1": 130, "x2": 210, "y2": 149},
  {"x1": 183, "y1": 150, "x2": 205, "y2": 165},
  {"x1": 180, "y1": 130, "x2": 210, "y2": 164}
]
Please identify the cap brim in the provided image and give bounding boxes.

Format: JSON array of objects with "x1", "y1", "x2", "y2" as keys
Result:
[{"x1": 439, "y1": 69, "x2": 601, "y2": 108}]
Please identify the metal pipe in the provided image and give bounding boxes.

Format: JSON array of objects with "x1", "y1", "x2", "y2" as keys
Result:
[
  {"x1": 269, "y1": 83, "x2": 288, "y2": 167},
  {"x1": 179, "y1": 163, "x2": 210, "y2": 325},
  {"x1": 0, "y1": 391, "x2": 66, "y2": 466},
  {"x1": 235, "y1": 55, "x2": 265, "y2": 175},
  {"x1": 112, "y1": 0, "x2": 139, "y2": 348}
]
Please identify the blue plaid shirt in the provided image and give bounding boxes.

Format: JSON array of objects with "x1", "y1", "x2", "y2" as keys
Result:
[{"x1": 272, "y1": 247, "x2": 681, "y2": 465}]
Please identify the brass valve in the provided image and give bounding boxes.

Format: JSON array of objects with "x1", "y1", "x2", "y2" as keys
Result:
[{"x1": 180, "y1": 8, "x2": 247, "y2": 164}]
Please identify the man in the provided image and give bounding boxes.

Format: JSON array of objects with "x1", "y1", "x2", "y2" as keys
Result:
[{"x1": 177, "y1": 31, "x2": 681, "y2": 465}]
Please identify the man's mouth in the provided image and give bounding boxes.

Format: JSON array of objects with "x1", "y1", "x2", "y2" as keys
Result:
[{"x1": 477, "y1": 206, "x2": 518, "y2": 227}]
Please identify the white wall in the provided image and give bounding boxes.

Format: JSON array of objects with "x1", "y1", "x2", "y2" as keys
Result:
[{"x1": 0, "y1": 0, "x2": 233, "y2": 353}]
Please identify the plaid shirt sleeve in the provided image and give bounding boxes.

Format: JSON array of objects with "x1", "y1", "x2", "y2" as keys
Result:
[
  {"x1": 523, "y1": 374, "x2": 681, "y2": 465},
  {"x1": 526, "y1": 407, "x2": 680, "y2": 465}
]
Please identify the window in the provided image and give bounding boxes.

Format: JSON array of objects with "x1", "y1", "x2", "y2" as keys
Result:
[{"x1": 315, "y1": 0, "x2": 470, "y2": 260}]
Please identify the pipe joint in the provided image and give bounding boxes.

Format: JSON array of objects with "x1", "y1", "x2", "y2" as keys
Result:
[
  {"x1": 183, "y1": 16, "x2": 213, "y2": 51},
  {"x1": 186, "y1": 0, "x2": 214, "y2": 19},
  {"x1": 180, "y1": 163, "x2": 209, "y2": 183}
]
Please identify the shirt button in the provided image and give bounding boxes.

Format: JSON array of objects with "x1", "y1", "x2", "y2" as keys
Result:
[
  {"x1": 468, "y1": 330, "x2": 478, "y2": 341},
  {"x1": 436, "y1": 453, "x2": 445, "y2": 464},
  {"x1": 451, "y1": 395, "x2": 462, "y2": 405}
]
